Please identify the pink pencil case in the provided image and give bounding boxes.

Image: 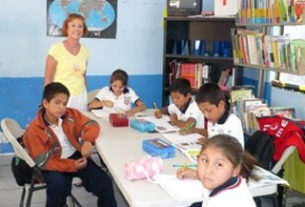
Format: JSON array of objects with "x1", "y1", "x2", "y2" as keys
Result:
[{"x1": 124, "y1": 157, "x2": 163, "y2": 181}]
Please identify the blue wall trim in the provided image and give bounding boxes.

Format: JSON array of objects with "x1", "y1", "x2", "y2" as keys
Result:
[{"x1": 0, "y1": 75, "x2": 162, "y2": 128}]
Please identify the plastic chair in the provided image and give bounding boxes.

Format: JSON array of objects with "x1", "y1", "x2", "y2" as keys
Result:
[
  {"x1": 1, "y1": 118, "x2": 82, "y2": 207},
  {"x1": 87, "y1": 88, "x2": 101, "y2": 103}
]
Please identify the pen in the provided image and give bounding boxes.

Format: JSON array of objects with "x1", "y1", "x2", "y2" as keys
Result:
[
  {"x1": 172, "y1": 163, "x2": 198, "y2": 168},
  {"x1": 182, "y1": 160, "x2": 189, "y2": 172},
  {"x1": 183, "y1": 122, "x2": 195, "y2": 134}
]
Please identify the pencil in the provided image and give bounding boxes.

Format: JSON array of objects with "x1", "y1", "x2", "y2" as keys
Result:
[
  {"x1": 172, "y1": 163, "x2": 197, "y2": 168},
  {"x1": 183, "y1": 122, "x2": 195, "y2": 134},
  {"x1": 182, "y1": 160, "x2": 189, "y2": 172},
  {"x1": 153, "y1": 102, "x2": 159, "y2": 110}
]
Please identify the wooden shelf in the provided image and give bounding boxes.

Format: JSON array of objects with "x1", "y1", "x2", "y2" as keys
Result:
[
  {"x1": 165, "y1": 54, "x2": 233, "y2": 62},
  {"x1": 234, "y1": 63, "x2": 305, "y2": 75},
  {"x1": 236, "y1": 22, "x2": 305, "y2": 26},
  {"x1": 165, "y1": 16, "x2": 235, "y2": 22}
]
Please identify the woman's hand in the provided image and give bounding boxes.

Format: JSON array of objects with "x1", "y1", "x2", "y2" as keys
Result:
[{"x1": 81, "y1": 141, "x2": 92, "y2": 158}]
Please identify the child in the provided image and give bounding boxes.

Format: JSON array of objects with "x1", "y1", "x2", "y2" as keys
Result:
[
  {"x1": 196, "y1": 83, "x2": 244, "y2": 147},
  {"x1": 177, "y1": 135, "x2": 257, "y2": 207},
  {"x1": 154, "y1": 78, "x2": 205, "y2": 133},
  {"x1": 88, "y1": 69, "x2": 146, "y2": 116},
  {"x1": 23, "y1": 82, "x2": 117, "y2": 207}
]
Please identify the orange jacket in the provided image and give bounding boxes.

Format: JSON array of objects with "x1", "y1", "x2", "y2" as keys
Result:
[{"x1": 23, "y1": 108, "x2": 100, "y2": 172}]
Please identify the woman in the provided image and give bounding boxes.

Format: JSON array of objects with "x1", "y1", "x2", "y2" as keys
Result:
[{"x1": 44, "y1": 13, "x2": 89, "y2": 112}]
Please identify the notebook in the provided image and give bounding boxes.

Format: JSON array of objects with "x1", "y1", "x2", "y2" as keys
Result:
[{"x1": 154, "y1": 174, "x2": 203, "y2": 206}]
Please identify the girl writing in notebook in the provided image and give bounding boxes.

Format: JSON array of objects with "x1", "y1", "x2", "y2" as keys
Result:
[
  {"x1": 88, "y1": 69, "x2": 146, "y2": 116},
  {"x1": 177, "y1": 134, "x2": 257, "y2": 207}
]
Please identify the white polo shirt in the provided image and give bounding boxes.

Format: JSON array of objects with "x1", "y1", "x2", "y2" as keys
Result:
[
  {"x1": 48, "y1": 118, "x2": 76, "y2": 159},
  {"x1": 201, "y1": 177, "x2": 256, "y2": 207},
  {"x1": 207, "y1": 110, "x2": 244, "y2": 147},
  {"x1": 168, "y1": 99, "x2": 205, "y2": 129},
  {"x1": 95, "y1": 86, "x2": 140, "y2": 111}
]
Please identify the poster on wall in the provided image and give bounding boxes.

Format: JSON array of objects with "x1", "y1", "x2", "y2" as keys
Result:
[{"x1": 47, "y1": 0, "x2": 117, "y2": 38}]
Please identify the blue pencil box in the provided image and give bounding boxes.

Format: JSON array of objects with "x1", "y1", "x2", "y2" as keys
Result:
[
  {"x1": 142, "y1": 138, "x2": 175, "y2": 159},
  {"x1": 130, "y1": 119, "x2": 155, "y2": 132}
]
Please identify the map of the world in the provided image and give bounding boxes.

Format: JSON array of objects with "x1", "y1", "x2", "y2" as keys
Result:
[{"x1": 47, "y1": 0, "x2": 117, "y2": 38}]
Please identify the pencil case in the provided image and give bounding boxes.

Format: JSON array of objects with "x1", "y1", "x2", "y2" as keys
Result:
[
  {"x1": 124, "y1": 157, "x2": 163, "y2": 181},
  {"x1": 109, "y1": 113, "x2": 129, "y2": 127},
  {"x1": 142, "y1": 138, "x2": 175, "y2": 159},
  {"x1": 130, "y1": 119, "x2": 155, "y2": 132}
]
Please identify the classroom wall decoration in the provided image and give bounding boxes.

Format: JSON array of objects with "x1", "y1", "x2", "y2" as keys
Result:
[{"x1": 47, "y1": 0, "x2": 117, "y2": 38}]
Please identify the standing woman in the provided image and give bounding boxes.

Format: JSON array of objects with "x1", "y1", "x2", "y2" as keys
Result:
[{"x1": 44, "y1": 13, "x2": 89, "y2": 112}]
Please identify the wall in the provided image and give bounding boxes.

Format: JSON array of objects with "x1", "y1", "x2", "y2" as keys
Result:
[{"x1": 0, "y1": 0, "x2": 166, "y2": 127}]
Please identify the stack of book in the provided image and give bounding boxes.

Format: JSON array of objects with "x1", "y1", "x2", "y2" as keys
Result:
[
  {"x1": 236, "y1": 0, "x2": 305, "y2": 24},
  {"x1": 231, "y1": 28, "x2": 305, "y2": 74},
  {"x1": 231, "y1": 86, "x2": 296, "y2": 134}
]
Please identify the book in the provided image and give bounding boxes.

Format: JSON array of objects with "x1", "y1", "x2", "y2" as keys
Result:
[
  {"x1": 270, "y1": 106, "x2": 295, "y2": 118},
  {"x1": 154, "y1": 174, "x2": 203, "y2": 206}
]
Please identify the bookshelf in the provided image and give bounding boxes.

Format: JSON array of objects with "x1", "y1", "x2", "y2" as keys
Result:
[
  {"x1": 232, "y1": 1, "x2": 305, "y2": 98},
  {"x1": 162, "y1": 16, "x2": 241, "y2": 106}
]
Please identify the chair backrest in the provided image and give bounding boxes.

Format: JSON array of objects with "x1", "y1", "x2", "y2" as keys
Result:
[
  {"x1": 1, "y1": 118, "x2": 36, "y2": 168},
  {"x1": 271, "y1": 146, "x2": 296, "y2": 174},
  {"x1": 87, "y1": 88, "x2": 101, "y2": 103}
]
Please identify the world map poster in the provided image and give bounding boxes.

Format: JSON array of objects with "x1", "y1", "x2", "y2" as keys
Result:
[{"x1": 47, "y1": 0, "x2": 117, "y2": 38}]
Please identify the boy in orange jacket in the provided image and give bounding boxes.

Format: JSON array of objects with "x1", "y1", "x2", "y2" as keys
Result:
[{"x1": 23, "y1": 82, "x2": 117, "y2": 207}]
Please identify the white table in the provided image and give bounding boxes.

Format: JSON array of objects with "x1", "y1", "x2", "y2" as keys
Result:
[
  {"x1": 86, "y1": 110, "x2": 285, "y2": 207},
  {"x1": 87, "y1": 110, "x2": 187, "y2": 207}
]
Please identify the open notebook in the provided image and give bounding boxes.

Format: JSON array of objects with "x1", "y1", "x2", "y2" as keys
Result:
[
  {"x1": 154, "y1": 174, "x2": 203, "y2": 207},
  {"x1": 162, "y1": 132, "x2": 202, "y2": 163}
]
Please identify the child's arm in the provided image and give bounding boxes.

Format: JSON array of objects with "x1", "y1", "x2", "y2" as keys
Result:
[
  {"x1": 176, "y1": 168, "x2": 198, "y2": 180},
  {"x1": 125, "y1": 100, "x2": 146, "y2": 117},
  {"x1": 88, "y1": 98, "x2": 113, "y2": 110}
]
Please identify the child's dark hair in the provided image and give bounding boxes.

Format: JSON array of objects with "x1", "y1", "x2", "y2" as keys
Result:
[
  {"x1": 200, "y1": 134, "x2": 258, "y2": 180},
  {"x1": 43, "y1": 82, "x2": 70, "y2": 102},
  {"x1": 110, "y1": 69, "x2": 128, "y2": 86},
  {"x1": 169, "y1": 78, "x2": 191, "y2": 96},
  {"x1": 196, "y1": 83, "x2": 225, "y2": 106}
]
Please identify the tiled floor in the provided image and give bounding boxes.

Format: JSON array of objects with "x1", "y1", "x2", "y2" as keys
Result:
[
  {"x1": 0, "y1": 154, "x2": 129, "y2": 207},
  {"x1": 1, "y1": 154, "x2": 305, "y2": 207}
]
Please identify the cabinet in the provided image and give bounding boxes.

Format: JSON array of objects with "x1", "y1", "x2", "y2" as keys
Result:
[{"x1": 162, "y1": 17, "x2": 241, "y2": 106}]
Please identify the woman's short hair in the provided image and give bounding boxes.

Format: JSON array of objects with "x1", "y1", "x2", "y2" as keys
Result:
[{"x1": 62, "y1": 13, "x2": 88, "y2": 37}]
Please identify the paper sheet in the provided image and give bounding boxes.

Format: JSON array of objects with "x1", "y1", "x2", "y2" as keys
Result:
[{"x1": 154, "y1": 174, "x2": 203, "y2": 205}]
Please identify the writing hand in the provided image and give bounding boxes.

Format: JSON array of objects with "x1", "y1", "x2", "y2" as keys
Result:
[
  {"x1": 81, "y1": 141, "x2": 92, "y2": 158},
  {"x1": 176, "y1": 168, "x2": 198, "y2": 180},
  {"x1": 197, "y1": 137, "x2": 207, "y2": 144},
  {"x1": 154, "y1": 110, "x2": 162, "y2": 119}
]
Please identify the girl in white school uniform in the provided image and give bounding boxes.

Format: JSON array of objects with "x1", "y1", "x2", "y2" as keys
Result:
[
  {"x1": 177, "y1": 134, "x2": 258, "y2": 207},
  {"x1": 88, "y1": 69, "x2": 146, "y2": 116}
]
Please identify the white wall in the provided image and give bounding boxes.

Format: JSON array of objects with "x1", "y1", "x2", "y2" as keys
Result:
[{"x1": 0, "y1": 0, "x2": 166, "y2": 77}]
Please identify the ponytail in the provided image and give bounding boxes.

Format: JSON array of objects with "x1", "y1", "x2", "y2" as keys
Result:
[{"x1": 240, "y1": 151, "x2": 259, "y2": 181}]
